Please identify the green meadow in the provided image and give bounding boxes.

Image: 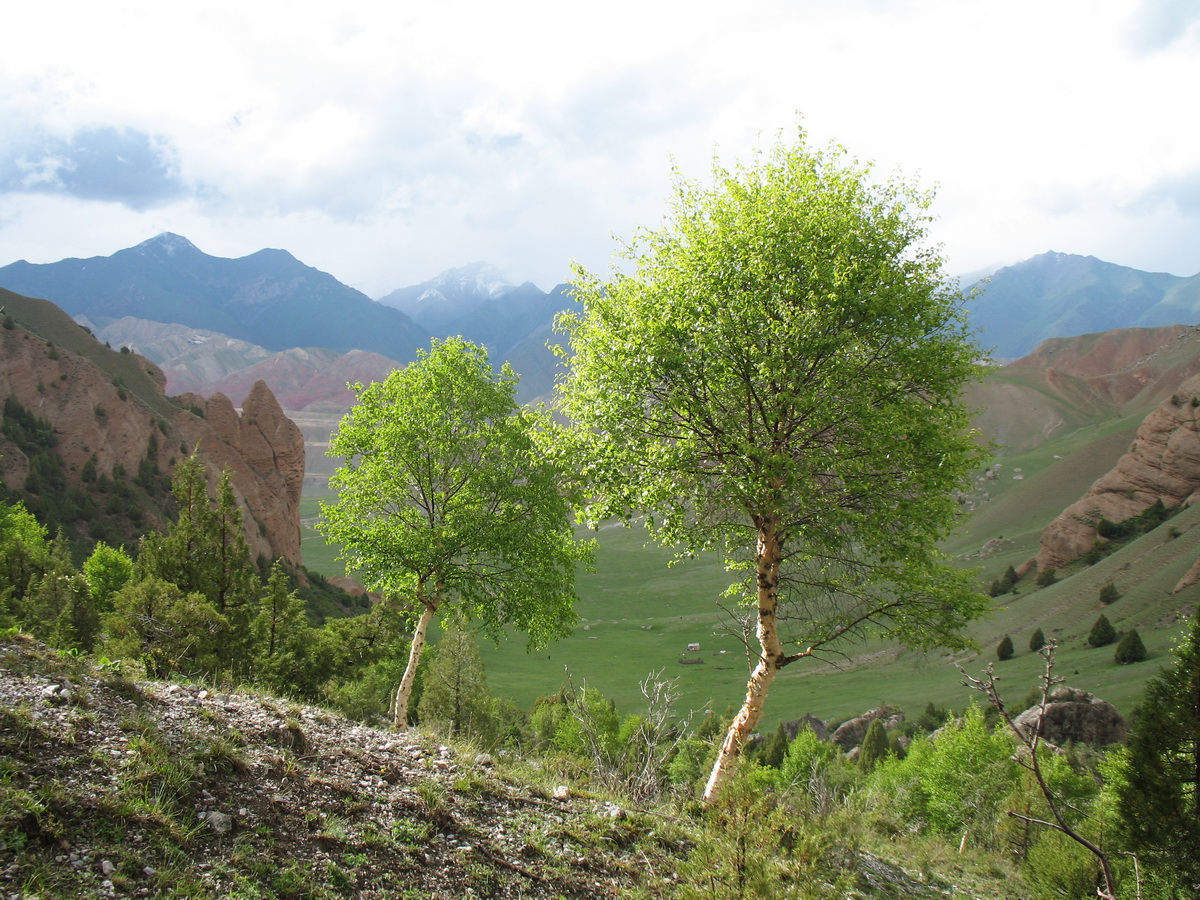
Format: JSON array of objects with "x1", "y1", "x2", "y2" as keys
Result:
[{"x1": 300, "y1": 401, "x2": 1200, "y2": 731}]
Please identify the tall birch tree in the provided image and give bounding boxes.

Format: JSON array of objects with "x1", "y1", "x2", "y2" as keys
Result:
[
  {"x1": 552, "y1": 132, "x2": 986, "y2": 800},
  {"x1": 318, "y1": 337, "x2": 590, "y2": 730}
]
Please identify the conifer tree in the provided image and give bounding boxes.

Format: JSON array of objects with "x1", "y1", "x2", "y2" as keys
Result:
[
  {"x1": 758, "y1": 722, "x2": 790, "y2": 769},
  {"x1": 1087, "y1": 614, "x2": 1116, "y2": 648},
  {"x1": 1113, "y1": 628, "x2": 1146, "y2": 664},
  {"x1": 252, "y1": 560, "x2": 313, "y2": 694},
  {"x1": 104, "y1": 576, "x2": 229, "y2": 678},
  {"x1": 1118, "y1": 614, "x2": 1200, "y2": 888},
  {"x1": 997, "y1": 634, "x2": 1014, "y2": 660},
  {"x1": 858, "y1": 719, "x2": 889, "y2": 771},
  {"x1": 1029, "y1": 627, "x2": 1046, "y2": 653},
  {"x1": 416, "y1": 619, "x2": 495, "y2": 742},
  {"x1": 137, "y1": 457, "x2": 258, "y2": 671}
]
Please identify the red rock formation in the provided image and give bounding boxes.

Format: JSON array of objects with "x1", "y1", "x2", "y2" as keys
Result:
[
  {"x1": 0, "y1": 320, "x2": 303, "y2": 565},
  {"x1": 173, "y1": 383, "x2": 305, "y2": 564},
  {"x1": 1033, "y1": 372, "x2": 1200, "y2": 572}
]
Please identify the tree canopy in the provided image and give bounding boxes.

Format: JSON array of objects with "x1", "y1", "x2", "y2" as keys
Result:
[
  {"x1": 1119, "y1": 614, "x2": 1200, "y2": 886},
  {"x1": 319, "y1": 337, "x2": 591, "y2": 728},
  {"x1": 552, "y1": 131, "x2": 986, "y2": 799}
]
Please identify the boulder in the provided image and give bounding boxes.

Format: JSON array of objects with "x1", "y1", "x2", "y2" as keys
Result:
[
  {"x1": 1012, "y1": 687, "x2": 1126, "y2": 746},
  {"x1": 830, "y1": 706, "x2": 904, "y2": 750}
]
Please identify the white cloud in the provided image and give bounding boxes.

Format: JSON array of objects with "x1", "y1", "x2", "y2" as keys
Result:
[{"x1": 1, "y1": 0, "x2": 1198, "y2": 293}]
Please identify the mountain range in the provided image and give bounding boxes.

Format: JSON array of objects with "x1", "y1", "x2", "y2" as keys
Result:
[
  {"x1": 0, "y1": 234, "x2": 429, "y2": 362},
  {"x1": 963, "y1": 251, "x2": 1200, "y2": 359},
  {"x1": 0, "y1": 236, "x2": 577, "y2": 404}
]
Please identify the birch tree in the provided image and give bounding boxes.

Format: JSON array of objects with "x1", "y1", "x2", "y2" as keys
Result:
[
  {"x1": 319, "y1": 337, "x2": 590, "y2": 730},
  {"x1": 552, "y1": 132, "x2": 986, "y2": 800}
]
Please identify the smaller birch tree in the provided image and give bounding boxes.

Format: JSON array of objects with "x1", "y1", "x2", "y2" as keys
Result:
[{"x1": 319, "y1": 337, "x2": 591, "y2": 730}]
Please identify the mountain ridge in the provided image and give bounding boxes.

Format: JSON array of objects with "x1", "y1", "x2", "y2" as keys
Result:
[
  {"x1": 0, "y1": 234, "x2": 430, "y2": 363},
  {"x1": 963, "y1": 251, "x2": 1200, "y2": 359}
]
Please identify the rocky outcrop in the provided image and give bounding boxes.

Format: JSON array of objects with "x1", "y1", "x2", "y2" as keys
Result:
[
  {"x1": 1033, "y1": 373, "x2": 1200, "y2": 572},
  {"x1": 173, "y1": 382, "x2": 305, "y2": 564},
  {"x1": 1012, "y1": 687, "x2": 1126, "y2": 746},
  {"x1": 0, "y1": 313, "x2": 303, "y2": 564},
  {"x1": 830, "y1": 705, "x2": 904, "y2": 750},
  {"x1": 782, "y1": 714, "x2": 830, "y2": 742}
]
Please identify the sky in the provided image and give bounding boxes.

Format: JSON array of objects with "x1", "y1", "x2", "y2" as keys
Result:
[{"x1": 1, "y1": 0, "x2": 1198, "y2": 297}]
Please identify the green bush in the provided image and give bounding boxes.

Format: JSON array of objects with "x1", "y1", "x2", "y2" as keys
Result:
[
  {"x1": 1035, "y1": 567, "x2": 1057, "y2": 587},
  {"x1": 1087, "y1": 614, "x2": 1116, "y2": 648},
  {"x1": 1029, "y1": 628, "x2": 1046, "y2": 653},
  {"x1": 997, "y1": 634, "x2": 1014, "y2": 661},
  {"x1": 858, "y1": 719, "x2": 889, "y2": 771},
  {"x1": 1114, "y1": 628, "x2": 1147, "y2": 664},
  {"x1": 866, "y1": 705, "x2": 1018, "y2": 840}
]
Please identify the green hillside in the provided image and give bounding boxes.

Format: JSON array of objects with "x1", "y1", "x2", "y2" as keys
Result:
[
  {"x1": 295, "y1": 323, "x2": 1200, "y2": 729},
  {"x1": 1, "y1": 288, "x2": 178, "y2": 420}
]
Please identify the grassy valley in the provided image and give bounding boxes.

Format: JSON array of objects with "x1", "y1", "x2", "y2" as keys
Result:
[{"x1": 297, "y1": 331, "x2": 1200, "y2": 729}]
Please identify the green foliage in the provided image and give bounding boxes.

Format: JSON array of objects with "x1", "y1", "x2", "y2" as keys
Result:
[
  {"x1": 1028, "y1": 627, "x2": 1046, "y2": 653},
  {"x1": 857, "y1": 719, "x2": 889, "y2": 771},
  {"x1": 996, "y1": 634, "x2": 1014, "y2": 661},
  {"x1": 1097, "y1": 582, "x2": 1119, "y2": 605},
  {"x1": 0, "y1": 499, "x2": 50, "y2": 608},
  {"x1": 82, "y1": 541, "x2": 133, "y2": 609},
  {"x1": 757, "y1": 722, "x2": 790, "y2": 769},
  {"x1": 416, "y1": 620, "x2": 499, "y2": 743},
  {"x1": 914, "y1": 701, "x2": 948, "y2": 733},
  {"x1": 1118, "y1": 615, "x2": 1200, "y2": 888},
  {"x1": 1097, "y1": 498, "x2": 1170, "y2": 540},
  {"x1": 1035, "y1": 567, "x2": 1057, "y2": 587},
  {"x1": 1086, "y1": 614, "x2": 1116, "y2": 648},
  {"x1": 103, "y1": 576, "x2": 229, "y2": 678},
  {"x1": 319, "y1": 337, "x2": 591, "y2": 725},
  {"x1": 867, "y1": 705, "x2": 1018, "y2": 840},
  {"x1": 320, "y1": 337, "x2": 589, "y2": 642},
  {"x1": 989, "y1": 565, "x2": 1019, "y2": 597},
  {"x1": 552, "y1": 128, "x2": 986, "y2": 795},
  {"x1": 137, "y1": 459, "x2": 258, "y2": 671},
  {"x1": 1113, "y1": 628, "x2": 1146, "y2": 664},
  {"x1": 251, "y1": 560, "x2": 324, "y2": 697}
]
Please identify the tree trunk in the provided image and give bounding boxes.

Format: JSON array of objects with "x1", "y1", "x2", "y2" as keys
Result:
[
  {"x1": 703, "y1": 517, "x2": 785, "y2": 801},
  {"x1": 393, "y1": 602, "x2": 436, "y2": 731}
]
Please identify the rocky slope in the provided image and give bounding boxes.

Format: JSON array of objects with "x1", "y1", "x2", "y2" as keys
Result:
[
  {"x1": 1032, "y1": 371, "x2": 1200, "y2": 573},
  {"x1": 0, "y1": 291, "x2": 304, "y2": 564},
  {"x1": 967, "y1": 324, "x2": 1200, "y2": 455},
  {"x1": 0, "y1": 636, "x2": 653, "y2": 899}
]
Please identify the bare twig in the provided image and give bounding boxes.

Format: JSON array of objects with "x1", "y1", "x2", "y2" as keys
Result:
[{"x1": 961, "y1": 642, "x2": 1119, "y2": 900}]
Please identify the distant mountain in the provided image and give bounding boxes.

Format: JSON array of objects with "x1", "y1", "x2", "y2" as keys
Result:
[
  {"x1": 378, "y1": 262, "x2": 578, "y2": 400},
  {"x1": 963, "y1": 252, "x2": 1200, "y2": 359},
  {"x1": 0, "y1": 233, "x2": 430, "y2": 363},
  {"x1": 87, "y1": 317, "x2": 401, "y2": 413}
]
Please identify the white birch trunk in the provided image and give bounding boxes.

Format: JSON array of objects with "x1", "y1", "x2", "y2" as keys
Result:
[
  {"x1": 392, "y1": 603, "x2": 436, "y2": 731},
  {"x1": 703, "y1": 517, "x2": 785, "y2": 801}
]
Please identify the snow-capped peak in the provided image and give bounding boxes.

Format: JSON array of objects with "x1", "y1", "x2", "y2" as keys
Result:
[
  {"x1": 426, "y1": 261, "x2": 514, "y2": 300},
  {"x1": 136, "y1": 233, "x2": 200, "y2": 257}
]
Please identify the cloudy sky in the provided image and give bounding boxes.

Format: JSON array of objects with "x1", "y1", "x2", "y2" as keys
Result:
[{"x1": 1, "y1": 0, "x2": 1197, "y2": 296}]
